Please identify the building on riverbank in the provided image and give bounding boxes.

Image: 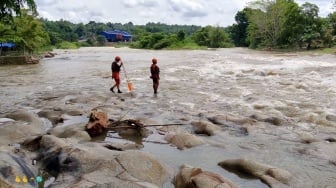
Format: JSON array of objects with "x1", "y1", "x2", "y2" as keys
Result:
[{"x1": 101, "y1": 30, "x2": 132, "y2": 42}]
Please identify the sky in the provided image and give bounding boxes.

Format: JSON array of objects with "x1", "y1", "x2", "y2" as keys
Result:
[{"x1": 35, "y1": 0, "x2": 334, "y2": 27}]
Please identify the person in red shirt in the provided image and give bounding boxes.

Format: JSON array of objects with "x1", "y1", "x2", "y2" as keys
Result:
[
  {"x1": 110, "y1": 56, "x2": 123, "y2": 93},
  {"x1": 150, "y1": 58, "x2": 160, "y2": 94}
]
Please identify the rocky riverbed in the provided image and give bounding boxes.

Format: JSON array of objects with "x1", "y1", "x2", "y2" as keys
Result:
[{"x1": 0, "y1": 47, "x2": 336, "y2": 187}]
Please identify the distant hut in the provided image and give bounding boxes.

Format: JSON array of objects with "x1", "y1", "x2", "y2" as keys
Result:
[{"x1": 101, "y1": 30, "x2": 132, "y2": 42}]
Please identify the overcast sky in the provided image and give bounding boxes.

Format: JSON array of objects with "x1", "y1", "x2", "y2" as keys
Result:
[{"x1": 35, "y1": 0, "x2": 334, "y2": 27}]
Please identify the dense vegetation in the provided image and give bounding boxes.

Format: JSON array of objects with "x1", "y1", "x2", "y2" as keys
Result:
[
  {"x1": 1, "y1": 0, "x2": 336, "y2": 55},
  {"x1": 228, "y1": 0, "x2": 336, "y2": 49}
]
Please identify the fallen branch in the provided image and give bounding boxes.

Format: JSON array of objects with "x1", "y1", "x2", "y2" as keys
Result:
[
  {"x1": 106, "y1": 135, "x2": 169, "y2": 145},
  {"x1": 107, "y1": 123, "x2": 185, "y2": 131},
  {"x1": 145, "y1": 123, "x2": 185, "y2": 127}
]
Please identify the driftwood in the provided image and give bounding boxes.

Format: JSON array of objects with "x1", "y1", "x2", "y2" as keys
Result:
[
  {"x1": 108, "y1": 122, "x2": 185, "y2": 131},
  {"x1": 86, "y1": 110, "x2": 185, "y2": 138}
]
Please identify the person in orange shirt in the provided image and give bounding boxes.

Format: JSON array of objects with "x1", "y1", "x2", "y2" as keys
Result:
[
  {"x1": 110, "y1": 56, "x2": 123, "y2": 93},
  {"x1": 150, "y1": 58, "x2": 160, "y2": 94}
]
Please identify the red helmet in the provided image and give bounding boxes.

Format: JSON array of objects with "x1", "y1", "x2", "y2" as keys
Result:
[
  {"x1": 152, "y1": 58, "x2": 157, "y2": 64},
  {"x1": 115, "y1": 56, "x2": 121, "y2": 61}
]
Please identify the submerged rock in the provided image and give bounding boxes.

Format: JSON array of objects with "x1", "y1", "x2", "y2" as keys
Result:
[
  {"x1": 165, "y1": 133, "x2": 205, "y2": 150},
  {"x1": 218, "y1": 158, "x2": 292, "y2": 188},
  {"x1": 47, "y1": 123, "x2": 91, "y2": 142},
  {"x1": 207, "y1": 114, "x2": 255, "y2": 136},
  {"x1": 37, "y1": 109, "x2": 63, "y2": 125},
  {"x1": 1, "y1": 110, "x2": 47, "y2": 145},
  {"x1": 174, "y1": 164, "x2": 238, "y2": 188},
  {"x1": 191, "y1": 120, "x2": 221, "y2": 136}
]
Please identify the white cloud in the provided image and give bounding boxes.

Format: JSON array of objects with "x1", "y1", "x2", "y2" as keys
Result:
[
  {"x1": 122, "y1": 0, "x2": 158, "y2": 8},
  {"x1": 35, "y1": 0, "x2": 334, "y2": 26}
]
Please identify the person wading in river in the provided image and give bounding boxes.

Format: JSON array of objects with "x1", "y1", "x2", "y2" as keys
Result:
[
  {"x1": 150, "y1": 58, "x2": 160, "y2": 94},
  {"x1": 110, "y1": 56, "x2": 123, "y2": 93}
]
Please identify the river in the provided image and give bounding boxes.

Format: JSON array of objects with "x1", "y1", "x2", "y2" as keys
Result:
[{"x1": 1, "y1": 47, "x2": 336, "y2": 187}]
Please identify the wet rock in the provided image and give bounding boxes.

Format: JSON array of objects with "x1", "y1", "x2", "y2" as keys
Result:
[
  {"x1": 326, "y1": 114, "x2": 336, "y2": 122},
  {"x1": 254, "y1": 71, "x2": 266, "y2": 76},
  {"x1": 47, "y1": 123, "x2": 91, "y2": 142},
  {"x1": 116, "y1": 150, "x2": 173, "y2": 187},
  {"x1": 30, "y1": 135, "x2": 172, "y2": 187},
  {"x1": 102, "y1": 142, "x2": 143, "y2": 151},
  {"x1": 72, "y1": 173, "x2": 158, "y2": 188},
  {"x1": 304, "y1": 112, "x2": 335, "y2": 127},
  {"x1": 325, "y1": 137, "x2": 336, "y2": 142},
  {"x1": 174, "y1": 164, "x2": 238, "y2": 188},
  {"x1": 65, "y1": 110, "x2": 83, "y2": 116},
  {"x1": 165, "y1": 133, "x2": 205, "y2": 150},
  {"x1": 0, "y1": 118, "x2": 15, "y2": 123},
  {"x1": 0, "y1": 149, "x2": 37, "y2": 188},
  {"x1": 298, "y1": 132, "x2": 319, "y2": 144},
  {"x1": 1, "y1": 110, "x2": 47, "y2": 145},
  {"x1": 296, "y1": 141, "x2": 336, "y2": 162},
  {"x1": 207, "y1": 114, "x2": 253, "y2": 136},
  {"x1": 37, "y1": 109, "x2": 63, "y2": 125},
  {"x1": 218, "y1": 158, "x2": 292, "y2": 188},
  {"x1": 85, "y1": 110, "x2": 109, "y2": 137},
  {"x1": 191, "y1": 120, "x2": 221, "y2": 136},
  {"x1": 44, "y1": 51, "x2": 56, "y2": 58},
  {"x1": 5, "y1": 109, "x2": 42, "y2": 125},
  {"x1": 329, "y1": 160, "x2": 336, "y2": 166},
  {"x1": 21, "y1": 135, "x2": 43, "y2": 151},
  {"x1": 111, "y1": 119, "x2": 153, "y2": 138},
  {"x1": 208, "y1": 114, "x2": 256, "y2": 126},
  {"x1": 250, "y1": 114, "x2": 283, "y2": 126}
]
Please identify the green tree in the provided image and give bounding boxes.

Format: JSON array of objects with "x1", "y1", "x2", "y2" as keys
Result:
[
  {"x1": 246, "y1": 0, "x2": 322, "y2": 49},
  {"x1": 277, "y1": 0, "x2": 303, "y2": 47},
  {"x1": 0, "y1": 0, "x2": 37, "y2": 22},
  {"x1": 328, "y1": 12, "x2": 336, "y2": 35},
  {"x1": 229, "y1": 8, "x2": 250, "y2": 47},
  {"x1": 320, "y1": 18, "x2": 334, "y2": 47},
  {"x1": 13, "y1": 10, "x2": 50, "y2": 53},
  {"x1": 246, "y1": 0, "x2": 274, "y2": 48},
  {"x1": 192, "y1": 26, "x2": 232, "y2": 48},
  {"x1": 96, "y1": 35, "x2": 106, "y2": 46},
  {"x1": 0, "y1": 22, "x2": 18, "y2": 55},
  {"x1": 209, "y1": 27, "x2": 232, "y2": 48},
  {"x1": 300, "y1": 2, "x2": 322, "y2": 49},
  {"x1": 75, "y1": 23, "x2": 86, "y2": 38},
  {"x1": 0, "y1": 22, "x2": 16, "y2": 42},
  {"x1": 192, "y1": 26, "x2": 211, "y2": 46},
  {"x1": 177, "y1": 30, "x2": 185, "y2": 41}
]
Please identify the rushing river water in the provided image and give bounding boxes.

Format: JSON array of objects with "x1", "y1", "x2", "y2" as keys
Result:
[{"x1": 1, "y1": 47, "x2": 336, "y2": 187}]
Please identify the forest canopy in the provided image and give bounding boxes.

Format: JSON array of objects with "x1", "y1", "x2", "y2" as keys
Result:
[{"x1": 1, "y1": 0, "x2": 336, "y2": 54}]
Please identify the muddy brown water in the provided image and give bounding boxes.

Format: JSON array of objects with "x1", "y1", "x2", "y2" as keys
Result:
[{"x1": 1, "y1": 47, "x2": 336, "y2": 187}]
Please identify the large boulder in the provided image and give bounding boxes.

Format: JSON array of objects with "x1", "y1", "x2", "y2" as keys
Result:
[
  {"x1": 191, "y1": 120, "x2": 221, "y2": 136},
  {"x1": 37, "y1": 109, "x2": 63, "y2": 125},
  {"x1": 85, "y1": 110, "x2": 109, "y2": 137},
  {"x1": 174, "y1": 164, "x2": 238, "y2": 188},
  {"x1": 27, "y1": 135, "x2": 172, "y2": 188},
  {"x1": 218, "y1": 158, "x2": 292, "y2": 188},
  {"x1": 0, "y1": 147, "x2": 37, "y2": 188},
  {"x1": 47, "y1": 123, "x2": 91, "y2": 142},
  {"x1": 1, "y1": 110, "x2": 48, "y2": 145},
  {"x1": 207, "y1": 114, "x2": 255, "y2": 136},
  {"x1": 165, "y1": 133, "x2": 205, "y2": 150}
]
